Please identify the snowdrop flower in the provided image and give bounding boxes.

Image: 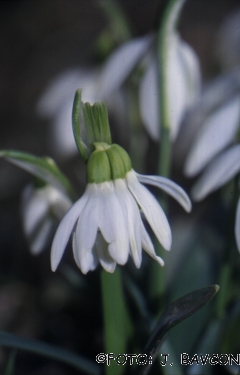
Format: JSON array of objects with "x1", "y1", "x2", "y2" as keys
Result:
[
  {"x1": 22, "y1": 183, "x2": 72, "y2": 255},
  {"x1": 51, "y1": 142, "x2": 191, "y2": 274},
  {"x1": 184, "y1": 85, "x2": 240, "y2": 251}
]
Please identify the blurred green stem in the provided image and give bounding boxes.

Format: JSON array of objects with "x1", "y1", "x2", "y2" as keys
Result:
[
  {"x1": 101, "y1": 267, "x2": 132, "y2": 375},
  {"x1": 149, "y1": 0, "x2": 187, "y2": 304},
  {"x1": 149, "y1": 1, "x2": 173, "y2": 302}
]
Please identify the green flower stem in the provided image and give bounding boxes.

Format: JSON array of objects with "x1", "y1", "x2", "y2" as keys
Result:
[
  {"x1": 97, "y1": 0, "x2": 131, "y2": 44},
  {"x1": 150, "y1": 0, "x2": 186, "y2": 301},
  {"x1": 101, "y1": 268, "x2": 132, "y2": 375}
]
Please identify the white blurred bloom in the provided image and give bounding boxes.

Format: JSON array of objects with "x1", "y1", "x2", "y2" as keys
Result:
[
  {"x1": 51, "y1": 143, "x2": 191, "y2": 274},
  {"x1": 22, "y1": 184, "x2": 72, "y2": 255},
  {"x1": 140, "y1": 34, "x2": 200, "y2": 141},
  {"x1": 184, "y1": 89, "x2": 240, "y2": 251},
  {"x1": 37, "y1": 36, "x2": 152, "y2": 159}
]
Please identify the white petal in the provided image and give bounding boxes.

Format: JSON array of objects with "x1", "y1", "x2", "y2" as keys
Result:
[
  {"x1": 114, "y1": 179, "x2": 142, "y2": 268},
  {"x1": 185, "y1": 95, "x2": 240, "y2": 177},
  {"x1": 74, "y1": 187, "x2": 99, "y2": 271},
  {"x1": 139, "y1": 59, "x2": 160, "y2": 140},
  {"x1": 97, "y1": 182, "x2": 129, "y2": 265},
  {"x1": 126, "y1": 171, "x2": 172, "y2": 250},
  {"x1": 51, "y1": 188, "x2": 89, "y2": 271},
  {"x1": 136, "y1": 172, "x2": 191, "y2": 212},
  {"x1": 192, "y1": 145, "x2": 240, "y2": 201},
  {"x1": 73, "y1": 232, "x2": 98, "y2": 274},
  {"x1": 95, "y1": 233, "x2": 116, "y2": 273},
  {"x1": 99, "y1": 35, "x2": 152, "y2": 98},
  {"x1": 179, "y1": 40, "x2": 201, "y2": 107},
  {"x1": 141, "y1": 222, "x2": 164, "y2": 266},
  {"x1": 235, "y1": 198, "x2": 240, "y2": 253},
  {"x1": 50, "y1": 98, "x2": 78, "y2": 159},
  {"x1": 21, "y1": 185, "x2": 49, "y2": 236},
  {"x1": 37, "y1": 69, "x2": 86, "y2": 117}
]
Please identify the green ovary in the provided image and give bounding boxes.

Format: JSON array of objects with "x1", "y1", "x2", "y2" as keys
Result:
[{"x1": 87, "y1": 143, "x2": 132, "y2": 184}]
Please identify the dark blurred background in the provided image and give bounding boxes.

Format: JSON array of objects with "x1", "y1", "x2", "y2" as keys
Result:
[{"x1": 0, "y1": 1, "x2": 240, "y2": 374}]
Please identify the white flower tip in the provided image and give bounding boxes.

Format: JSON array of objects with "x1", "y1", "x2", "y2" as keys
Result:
[
  {"x1": 50, "y1": 248, "x2": 62, "y2": 272},
  {"x1": 108, "y1": 241, "x2": 129, "y2": 265},
  {"x1": 165, "y1": 243, "x2": 171, "y2": 252},
  {"x1": 163, "y1": 233, "x2": 172, "y2": 251},
  {"x1": 156, "y1": 256, "x2": 165, "y2": 267},
  {"x1": 133, "y1": 258, "x2": 141, "y2": 269},
  {"x1": 50, "y1": 259, "x2": 58, "y2": 272},
  {"x1": 191, "y1": 185, "x2": 206, "y2": 202},
  {"x1": 184, "y1": 197, "x2": 192, "y2": 213}
]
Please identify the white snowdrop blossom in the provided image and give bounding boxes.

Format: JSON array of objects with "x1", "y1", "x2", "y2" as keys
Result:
[
  {"x1": 22, "y1": 184, "x2": 72, "y2": 255},
  {"x1": 51, "y1": 142, "x2": 191, "y2": 274}
]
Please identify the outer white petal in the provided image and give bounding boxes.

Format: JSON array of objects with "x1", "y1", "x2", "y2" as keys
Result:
[
  {"x1": 97, "y1": 182, "x2": 129, "y2": 265},
  {"x1": 185, "y1": 95, "x2": 240, "y2": 177},
  {"x1": 139, "y1": 59, "x2": 160, "y2": 140},
  {"x1": 74, "y1": 185, "x2": 99, "y2": 272},
  {"x1": 47, "y1": 187, "x2": 72, "y2": 220},
  {"x1": 114, "y1": 179, "x2": 142, "y2": 268},
  {"x1": 51, "y1": 188, "x2": 89, "y2": 271},
  {"x1": 37, "y1": 69, "x2": 99, "y2": 118},
  {"x1": 21, "y1": 185, "x2": 49, "y2": 236},
  {"x1": 140, "y1": 222, "x2": 164, "y2": 266},
  {"x1": 30, "y1": 218, "x2": 53, "y2": 255},
  {"x1": 136, "y1": 172, "x2": 191, "y2": 212},
  {"x1": 192, "y1": 145, "x2": 240, "y2": 201},
  {"x1": 166, "y1": 34, "x2": 188, "y2": 140},
  {"x1": 99, "y1": 35, "x2": 152, "y2": 98},
  {"x1": 95, "y1": 233, "x2": 116, "y2": 273},
  {"x1": 180, "y1": 40, "x2": 201, "y2": 107},
  {"x1": 73, "y1": 232, "x2": 98, "y2": 274},
  {"x1": 126, "y1": 170, "x2": 172, "y2": 251},
  {"x1": 235, "y1": 197, "x2": 240, "y2": 253}
]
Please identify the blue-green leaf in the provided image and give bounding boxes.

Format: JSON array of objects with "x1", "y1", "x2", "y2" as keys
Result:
[
  {"x1": 0, "y1": 150, "x2": 76, "y2": 200},
  {"x1": 139, "y1": 285, "x2": 219, "y2": 375}
]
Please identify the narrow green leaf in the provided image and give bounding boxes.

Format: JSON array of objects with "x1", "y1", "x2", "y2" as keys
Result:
[
  {"x1": 139, "y1": 285, "x2": 219, "y2": 375},
  {"x1": 0, "y1": 150, "x2": 76, "y2": 200},
  {"x1": 0, "y1": 331, "x2": 100, "y2": 375}
]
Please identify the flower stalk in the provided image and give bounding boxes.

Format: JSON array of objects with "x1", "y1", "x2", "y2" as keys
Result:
[
  {"x1": 101, "y1": 268, "x2": 132, "y2": 375},
  {"x1": 150, "y1": 0, "x2": 187, "y2": 300}
]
